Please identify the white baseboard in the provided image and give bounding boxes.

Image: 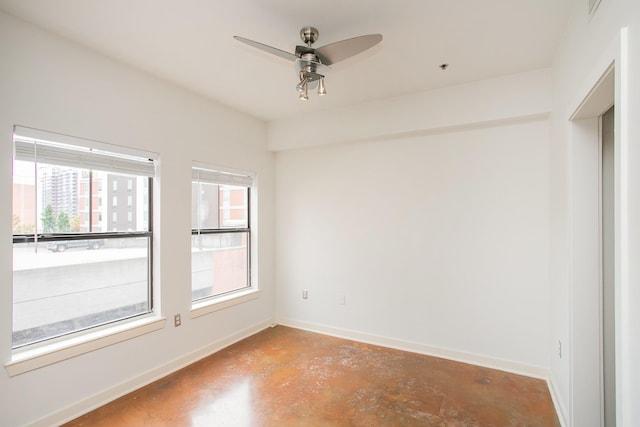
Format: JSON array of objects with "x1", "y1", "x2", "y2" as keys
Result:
[
  {"x1": 31, "y1": 317, "x2": 563, "y2": 427},
  {"x1": 31, "y1": 318, "x2": 275, "y2": 427},
  {"x1": 277, "y1": 319, "x2": 575, "y2": 423},
  {"x1": 276, "y1": 317, "x2": 549, "y2": 379},
  {"x1": 547, "y1": 374, "x2": 569, "y2": 427},
  {"x1": 277, "y1": 319, "x2": 572, "y2": 423}
]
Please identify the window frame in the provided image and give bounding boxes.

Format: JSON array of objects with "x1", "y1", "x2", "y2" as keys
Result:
[
  {"x1": 190, "y1": 164, "x2": 257, "y2": 312},
  {"x1": 10, "y1": 126, "x2": 158, "y2": 353}
]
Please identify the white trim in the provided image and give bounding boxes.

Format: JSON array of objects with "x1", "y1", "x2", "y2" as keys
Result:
[
  {"x1": 598, "y1": 112, "x2": 606, "y2": 427},
  {"x1": 615, "y1": 27, "x2": 629, "y2": 427},
  {"x1": 276, "y1": 317, "x2": 549, "y2": 380},
  {"x1": 567, "y1": 32, "x2": 621, "y2": 121},
  {"x1": 191, "y1": 288, "x2": 261, "y2": 319},
  {"x1": 548, "y1": 374, "x2": 570, "y2": 427},
  {"x1": 565, "y1": 28, "x2": 628, "y2": 427},
  {"x1": 6, "y1": 316, "x2": 166, "y2": 377},
  {"x1": 28, "y1": 318, "x2": 275, "y2": 427},
  {"x1": 569, "y1": 64, "x2": 614, "y2": 121}
]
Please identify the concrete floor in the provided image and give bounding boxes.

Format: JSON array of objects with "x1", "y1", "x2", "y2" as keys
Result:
[{"x1": 64, "y1": 326, "x2": 560, "y2": 426}]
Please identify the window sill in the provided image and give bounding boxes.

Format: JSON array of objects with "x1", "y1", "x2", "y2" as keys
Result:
[
  {"x1": 5, "y1": 316, "x2": 166, "y2": 377},
  {"x1": 191, "y1": 288, "x2": 261, "y2": 319}
]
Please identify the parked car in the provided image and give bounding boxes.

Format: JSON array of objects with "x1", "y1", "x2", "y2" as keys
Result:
[{"x1": 48, "y1": 239, "x2": 105, "y2": 252}]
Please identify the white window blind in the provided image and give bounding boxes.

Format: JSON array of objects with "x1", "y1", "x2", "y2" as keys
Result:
[
  {"x1": 13, "y1": 126, "x2": 156, "y2": 177},
  {"x1": 192, "y1": 167, "x2": 253, "y2": 187}
]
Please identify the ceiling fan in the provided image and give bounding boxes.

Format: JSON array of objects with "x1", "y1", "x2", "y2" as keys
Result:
[{"x1": 234, "y1": 26, "x2": 383, "y2": 100}]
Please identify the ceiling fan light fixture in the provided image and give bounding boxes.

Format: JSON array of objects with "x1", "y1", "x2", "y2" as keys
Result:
[
  {"x1": 299, "y1": 80, "x2": 309, "y2": 101},
  {"x1": 318, "y1": 77, "x2": 326, "y2": 96},
  {"x1": 296, "y1": 71, "x2": 310, "y2": 92}
]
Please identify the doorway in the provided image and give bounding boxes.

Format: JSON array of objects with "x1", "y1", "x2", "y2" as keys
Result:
[
  {"x1": 600, "y1": 106, "x2": 615, "y2": 427},
  {"x1": 569, "y1": 64, "x2": 614, "y2": 427}
]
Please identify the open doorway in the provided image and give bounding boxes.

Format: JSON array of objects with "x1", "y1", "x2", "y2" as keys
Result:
[
  {"x1": 569, "y1": 64, "x2": 614, "y2": 427},
  {"x1": 601, "y1": 105, "x2": 615, "y2": 427}
]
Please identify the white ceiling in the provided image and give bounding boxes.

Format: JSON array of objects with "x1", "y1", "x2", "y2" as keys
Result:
[{"x1": 0, "y1": 0, "x2": 572, "y2": 122}]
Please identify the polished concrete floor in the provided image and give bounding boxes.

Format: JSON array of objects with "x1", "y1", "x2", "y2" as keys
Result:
[{"x1": 65, "y1": 326, "x2": 560, "y2": 426}]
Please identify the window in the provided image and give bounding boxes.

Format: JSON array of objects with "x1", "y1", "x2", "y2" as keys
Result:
[
  {"x1": 191, "y1": 165, "x2": 252, "y2": 302},
  {"x1": 12, "y1": 126, "x2": 155, "y2": 350}
]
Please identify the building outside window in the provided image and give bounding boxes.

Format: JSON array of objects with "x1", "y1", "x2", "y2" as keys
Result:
[
  {"x1": 11, "y1": 126, "x2": 155, "y2": 349},
  {"x1": 191, "y1": 165, "x2": 252, "y2": 302}
]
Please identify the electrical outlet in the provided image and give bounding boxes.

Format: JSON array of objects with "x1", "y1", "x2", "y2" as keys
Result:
[
  {"x1": 302, "y1": 290, "x2": 308, "y2": 299},
  {"x1": 558, "y1": 340, "x2": 562, "y2": 358},
  {"x1": 174, "y1": 314, "x2": 181, "y2": 327}
]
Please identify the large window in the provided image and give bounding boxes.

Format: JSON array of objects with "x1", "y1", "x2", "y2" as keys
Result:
[
  {"x1": 12, "y1": 127, "x2": 155, "y2": 349},
  {"x1": 191, "y1": 165, "x2": 252, "y2": 302}
]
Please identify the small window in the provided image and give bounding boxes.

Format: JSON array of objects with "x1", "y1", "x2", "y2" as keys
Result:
[
  {"x1": 12, "y1": 126, "x2": 155, "y2": 349},
  {"x1": 191, "y1": 166, "x2": 252, "y2": 302}
]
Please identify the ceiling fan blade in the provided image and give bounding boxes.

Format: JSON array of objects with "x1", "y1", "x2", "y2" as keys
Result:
[
  {"x1": 315, "y1": 34, "x2": 383, "y2": 65},
  {"x1": 233, "y1": 36, "x2": 298, "y2": 62}
]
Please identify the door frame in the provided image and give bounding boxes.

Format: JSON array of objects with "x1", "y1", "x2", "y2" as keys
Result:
[{"x1": 568, "y1": 29, "x2": 628, "y2": 427}]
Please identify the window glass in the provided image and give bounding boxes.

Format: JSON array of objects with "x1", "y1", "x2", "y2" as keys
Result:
[
  {"x1": 191, "y1": 168, "x2": 251, "y2": 302},
  {"x1": 12, "y1": 128, "x2": 154, "y2": 349},
  {"x1": 191, "y1": 232, "x2": 249, "y2": 300}
]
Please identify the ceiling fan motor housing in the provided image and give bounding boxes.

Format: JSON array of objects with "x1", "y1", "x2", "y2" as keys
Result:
[{"x1": 297, "y1": 53, "x2": 323, "y2": 84}]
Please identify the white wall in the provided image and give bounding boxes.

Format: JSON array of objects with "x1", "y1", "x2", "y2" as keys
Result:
[
  {"x1": 0, "y1": 12, "x2": 275, "y2": 427},
  {"x1": 549, "y1": 0, "x2": 640, "y2": 425},
  {"x1": 275, "y1": 73, "x2": 552, "y2": 374},
  {"x1": 268, "y1": 68, "x2": 551, "y2": 151}
]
